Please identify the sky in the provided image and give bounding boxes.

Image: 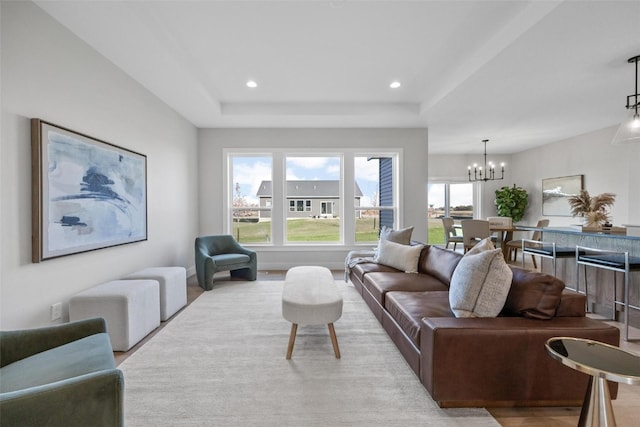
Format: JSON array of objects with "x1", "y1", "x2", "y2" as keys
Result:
[
  {"x1": 427, "y1": 182, "x2": 474, "y2": 209},
  {"x1": 232, "y1": 156, "x2": 380, "y2": 206}
]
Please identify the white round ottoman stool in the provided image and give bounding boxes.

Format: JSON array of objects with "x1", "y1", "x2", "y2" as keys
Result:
[
  {"x1": 124, "y1": 267, "x2": 187, "y2": 321},
  {"x1": 282, "y1": 266, "x2": 343, "y2": 359}
]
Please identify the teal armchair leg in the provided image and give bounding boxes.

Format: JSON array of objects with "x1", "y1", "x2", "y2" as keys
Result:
[{"x1": 231, "y1": 266, "x2": 257, "y2": 281}]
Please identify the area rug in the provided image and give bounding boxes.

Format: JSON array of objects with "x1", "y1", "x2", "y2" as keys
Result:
[{"x1": 119, "y1": 280, "x2": 499, "y2": 426}]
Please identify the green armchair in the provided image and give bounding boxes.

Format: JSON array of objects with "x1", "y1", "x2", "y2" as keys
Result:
[
  {"x1": 0, "y1": 318, "x2": 123, "y2": 427},
  {"x1": 195, "y1": 234, "x2": 257, "y2": 290}
]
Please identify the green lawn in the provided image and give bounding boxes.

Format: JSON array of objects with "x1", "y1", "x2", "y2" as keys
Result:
[
  {"x1": 287, "y1": 218, "x2": 341, "y2": 242},
  {"x1": 427, "y1": 218, "x2": 445, "y2": 245},
  {"x1": 232, "y1": 217, "x2": 446, "y2": 245},
  {"x1": 232, "y1": 220, "x2": 271, "y2": 243}
]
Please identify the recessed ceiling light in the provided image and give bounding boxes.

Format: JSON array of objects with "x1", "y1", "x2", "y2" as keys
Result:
[
  {"x1": 390, "y1": 81, "x2": 401, "y2": 89},
  {"x1": 246, "y1": 80, "x2": 258, "y2": 88}
]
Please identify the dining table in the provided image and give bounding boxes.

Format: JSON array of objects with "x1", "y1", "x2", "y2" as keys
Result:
[
  {"x1": 490, "y1": 225, "x2": 516, "y2": 260},
  {"x1": 453, "y1": 222, "x2": 516, "y2": 260}
]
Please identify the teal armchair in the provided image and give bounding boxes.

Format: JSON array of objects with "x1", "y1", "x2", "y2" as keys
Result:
[
  {"x1": 195, "y1": 235, "x2": 257, "y2": 290},
  {"x1": 0, "y1": 318, "x2": 123, "y2": 427}
]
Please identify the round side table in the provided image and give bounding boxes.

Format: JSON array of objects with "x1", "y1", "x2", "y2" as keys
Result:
[{"x1": 545, "y1": 337, "x2": 640, "y2": 427}]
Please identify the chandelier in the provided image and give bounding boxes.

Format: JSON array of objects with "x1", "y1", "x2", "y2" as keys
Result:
[
  {"x1": 612, "y1": 55, "x2": 640, "y2": 144},
  {"x1": 467, "y1": 139, "x2": 504, "y2": 182}
]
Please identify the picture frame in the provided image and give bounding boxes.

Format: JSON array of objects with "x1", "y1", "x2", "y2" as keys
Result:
[
  {"x1": 542, "y1": 174, "x2": 584, "y2": 216},
  {"x1": 31, "y1": 119, "x2": 147, "y2": 262}
]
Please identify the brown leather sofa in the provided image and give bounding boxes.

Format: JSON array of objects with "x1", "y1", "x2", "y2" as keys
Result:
[{"x1": 348, "y1": 244, "x2": 620, "y2": 408}]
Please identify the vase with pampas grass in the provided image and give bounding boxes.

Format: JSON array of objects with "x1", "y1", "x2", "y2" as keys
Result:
[{"x1": 567, "y1": 190, "x2": 616, "y2": 229}]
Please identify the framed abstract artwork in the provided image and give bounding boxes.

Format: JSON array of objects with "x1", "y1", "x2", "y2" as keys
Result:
[
  {"x1": 31, "y1": 119, "x2": 147, "y2": 262},
  {"x1": 542, "y1": 174, "x2": 583, "y2": 216}
]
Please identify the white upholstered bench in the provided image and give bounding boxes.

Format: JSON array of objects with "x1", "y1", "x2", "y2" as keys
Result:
[
  {"x1": 123, "y1": 267, "x2": 187, "y2": 321},
  {"x1": 69, "y1": 280, "x2": 160, "y2": 351},
  {"x1": 282, "y1": 266, "x2": 343, "y2": 359}
]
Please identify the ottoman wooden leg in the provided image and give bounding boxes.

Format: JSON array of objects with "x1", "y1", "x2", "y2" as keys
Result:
[
  {"x1": 328, "y1": 323, "x2": 341, "y2": 359},
  {"x1": 286, "y1": 323, "x2": 298, "y2": 359}
]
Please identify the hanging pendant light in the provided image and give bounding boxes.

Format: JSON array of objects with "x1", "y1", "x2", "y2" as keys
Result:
[
  {"x1": 467, "y1": 139, "x2": 504, "y2": 182},
  {"x1": 612, "y1": 55, "x2": 640, "y2": 145}
]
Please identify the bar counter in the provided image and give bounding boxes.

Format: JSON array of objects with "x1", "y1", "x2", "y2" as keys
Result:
[
  {"x1": 518, "y1": 225, "x2": 640, "y2": 244},
  {"x1": 515, "y1": 226, "x2": 640, "y2": 331}
]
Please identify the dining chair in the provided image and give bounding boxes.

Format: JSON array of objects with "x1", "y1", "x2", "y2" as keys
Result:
[
  {"x1": 487, "y1": 216, "x2": 513, "y2": 228},
  {"x1": 506, "y1": 219, "x2": 550, "y2": 267},
  {"x1": 487, "y1": 216, "x2": 512, "y2": 249},
  {"x1": 441, "y1": 217, "x2": 463, "y2": 250},
  {"x1": 461, "y1": 219, "x2": 491, "y2": 253}
]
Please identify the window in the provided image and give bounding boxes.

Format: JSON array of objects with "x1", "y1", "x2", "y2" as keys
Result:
[
  {"x1": 230, "y1": 156, "x2": 273, "y2": 244},
  {"x1": 354, "y1": 155, "x2": 397, "y2": 244},
  {"x1": 427, "y1": 182, "x2": 475, "y2": 245},
  {"x1": 286, "y1": 156, "x2": 341, "y2": 242},
  {"x1": 321, "y1": 201, "x2": 333, "y2": 215},
  {"x1": 289, "y1": 200, "x2": 312, "y2": 212},
  {"x1": 225, "y1": 150, "x2": 400, "y2": 246}
]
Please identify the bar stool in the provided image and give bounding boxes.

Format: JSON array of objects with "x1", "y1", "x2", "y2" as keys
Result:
[
  {"x1": 520, "y1": 239, "x2": 582, "y2": 285},
  {"x1": 576, "y1": 246, "x2": 640, "y2": 341}
]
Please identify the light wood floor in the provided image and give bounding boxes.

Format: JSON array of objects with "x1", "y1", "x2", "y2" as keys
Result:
[{"x1": 115, "y1": 262, "x2": 640, "y2": 426}]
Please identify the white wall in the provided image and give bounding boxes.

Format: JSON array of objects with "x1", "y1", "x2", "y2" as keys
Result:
[
  {"x1": 511, "y1": 125, "x2": 639, "y2": 227},
  {"x1": 0, "y1": 1, "x2": 199, "y2": 329},
  {"x1": 428, "y1": 126, "x2": 639, "y2": 228},
  {"x1": 427, "y1": 153, "x2": 514, "y2": 220},
  {"x1": 199, "y1": 128, "x2": 429, "y2": 269}
]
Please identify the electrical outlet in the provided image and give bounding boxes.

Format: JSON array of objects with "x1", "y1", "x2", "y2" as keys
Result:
[{"x1": 50, "y1": 302, "x2": 62, "y2": 321}]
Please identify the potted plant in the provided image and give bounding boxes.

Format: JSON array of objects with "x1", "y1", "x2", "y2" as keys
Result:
[
  {"x1": 495, "y1": 184, "x2": 528, "y2": 222},
  {"x1": 567, "y1": 190, "x2": 616, "y2": 228}
]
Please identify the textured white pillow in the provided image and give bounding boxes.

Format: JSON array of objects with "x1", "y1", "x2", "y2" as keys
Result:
[
  {"x1": 374, "y1": 239, "x2": 423, "y2": 273},
  {"x1": 379, "y1": 226, "x2": 414, "y2": 245},
  {"x1": 449, "y1": 238, "x2": 512, "y2": 317}
]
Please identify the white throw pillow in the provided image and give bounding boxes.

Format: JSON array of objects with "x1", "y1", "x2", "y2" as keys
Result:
[
  {"x1": 374, "y1": 239, "x2": 423, "y2": 273},
  {"x1": 449, "y1": 238, "x2": 512, "y2": 318},
  {"x1": 379, "y1": 226, "x2": 413, "y2": 245}
]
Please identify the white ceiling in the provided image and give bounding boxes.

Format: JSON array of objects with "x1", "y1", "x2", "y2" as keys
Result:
[{"x1": 35, "y1": 0, "x2": 640, "y2": 154}]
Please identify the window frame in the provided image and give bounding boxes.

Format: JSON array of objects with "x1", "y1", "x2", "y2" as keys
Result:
[
  {"x1": 224, "y1": 148, "x2": 402, "y2": 247},
  {"x1": 227, "y1": 153, "x2": 274, "y2": 244},
  {"x1": 353, "y1": 154, "x2": 400, "y2": 244},
  {"x1": 427, "y1": 181, "x2": 478, "y2": 245}
]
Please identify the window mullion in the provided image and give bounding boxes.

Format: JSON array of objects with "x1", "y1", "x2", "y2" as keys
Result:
[
  {"x1": 343, "y1": 152, "x2": 355, "y2": 246},
  {"x1": 271, "y1": 152, "x2": 285, "y2": 245}
]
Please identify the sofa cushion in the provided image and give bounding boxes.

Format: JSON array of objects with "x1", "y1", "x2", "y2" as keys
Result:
[
  {"x1": 379, "y1": 225, "x2": 413, "y2": 245},
  {"x1": 385, "y1": 291, "x2": 453, "y2": 347},
  {"x1": 417, "y1": 245, "x2": 463, "y2": 286},
  {"x1": 375, "y1": 239, "x2": 424, "y2": 273},
  {"x1": 0, "y1": 333, "x2": 115, "y2": 393},
  {"x1": 363, "y1": 272, "x2": 449, "y2": 307},
  {"x1": 212, "y1": 253, "x2": 251, "y2": 267},
  {"x1": 350, "y1": 262, "x2": 400, "y2": 283},
  {"x1": 501, "y1": 267, "x2": 565, "y2": 319},
  {"x1": 449, "y1": 238, "x2": 512, "y2": 318},
  {"x1": 556, "y1": 289, "x2": 587, "y2": 318}
]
